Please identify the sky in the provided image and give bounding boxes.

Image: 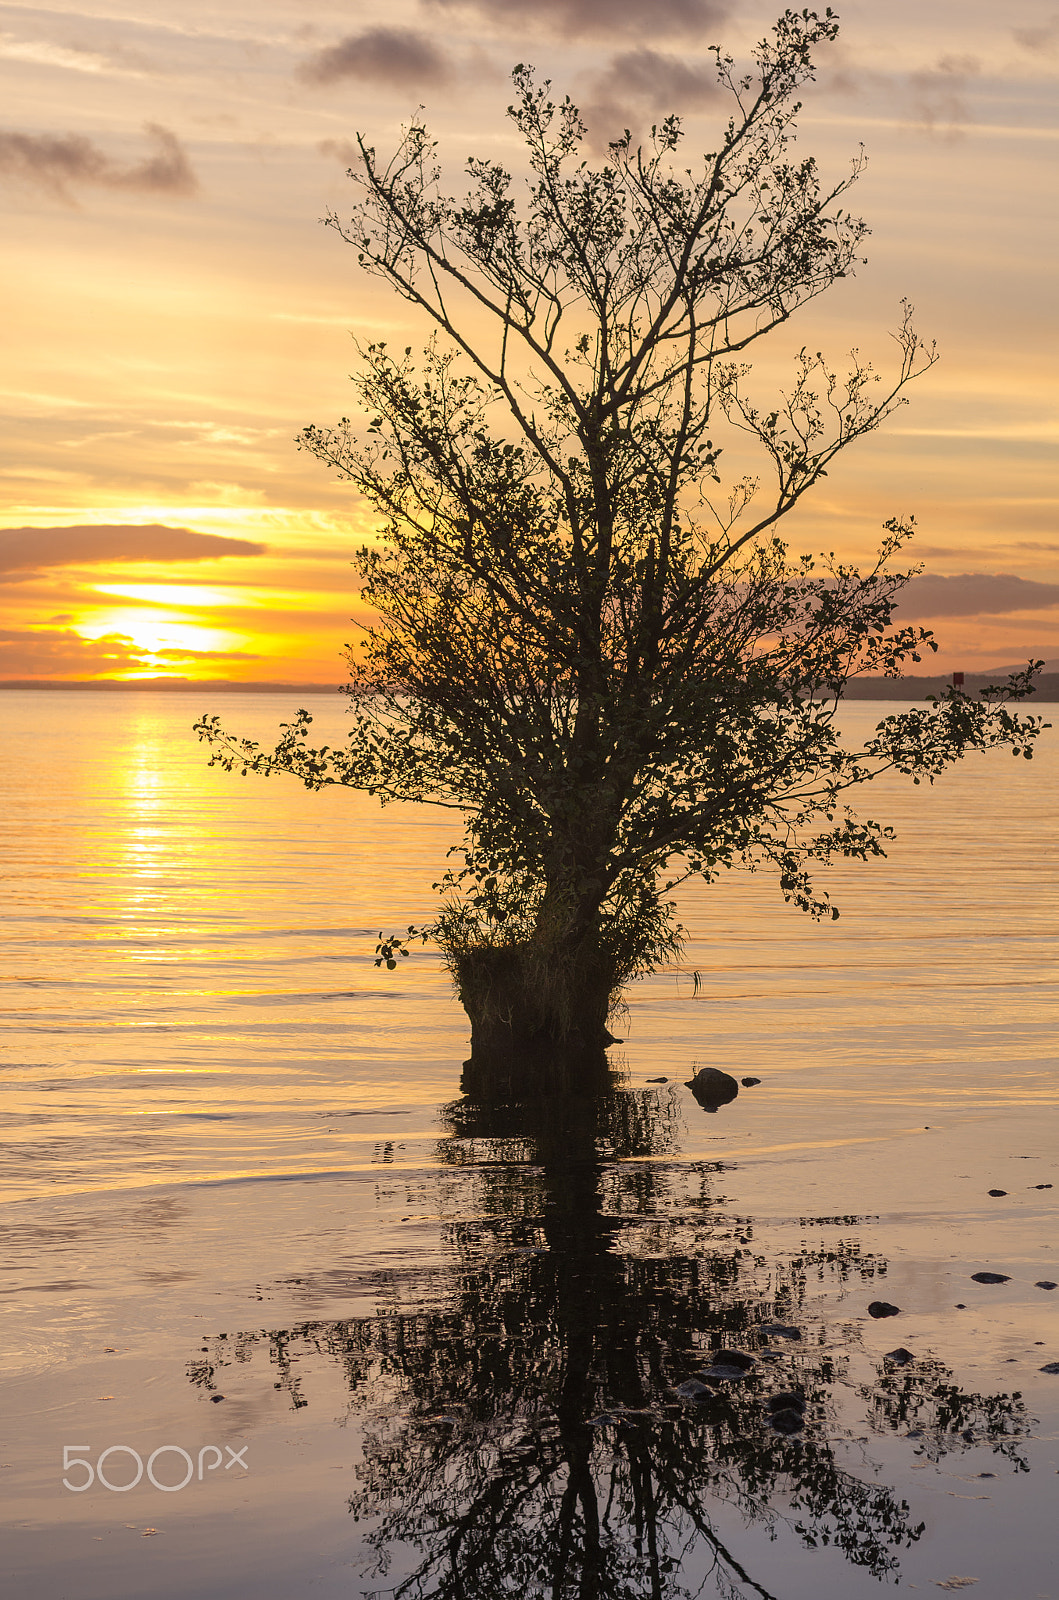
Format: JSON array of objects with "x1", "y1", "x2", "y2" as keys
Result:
[{"x1": 1, "y1": 0, "x2": 1057, "y2": 683}]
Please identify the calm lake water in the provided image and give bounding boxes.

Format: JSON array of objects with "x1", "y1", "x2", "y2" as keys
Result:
[{"x1": 2, "y1": 689, "x2": 1057, "y2": 1600}]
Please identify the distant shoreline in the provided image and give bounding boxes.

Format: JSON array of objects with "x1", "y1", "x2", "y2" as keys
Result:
[
  {"x1": 0, "y1": 678, "x2": 340, "y2": 694},
  {"x1": 2, "y1": 674, "x2": 1057, "y2": 700}
]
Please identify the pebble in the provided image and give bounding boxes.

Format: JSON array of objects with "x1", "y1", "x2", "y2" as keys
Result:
[
  {"x1": 987, "y1": 1189, "x2": 1007, "y2": 1197},
  {"x1": 867, "y1": 1301, "x2": 901, "y2": 1318}
]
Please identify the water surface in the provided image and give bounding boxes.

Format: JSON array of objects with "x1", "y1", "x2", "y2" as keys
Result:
[{"x1": 2, "y1": 690, "x2": 1057, "y2": 1598}]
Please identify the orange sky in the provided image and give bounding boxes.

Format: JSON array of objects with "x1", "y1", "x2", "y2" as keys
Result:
[{"x1": 2, "y1": 0, "x2": 1057, "y2": 682}]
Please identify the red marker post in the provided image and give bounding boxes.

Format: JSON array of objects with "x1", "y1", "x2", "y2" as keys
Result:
[{"x1": 952, "y1": 671, "x2": 965, "y2": 688}]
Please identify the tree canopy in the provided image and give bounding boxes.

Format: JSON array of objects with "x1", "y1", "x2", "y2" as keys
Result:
[{"x1": 197, "y1": 10, "x2": 1044, "y2": 1067}]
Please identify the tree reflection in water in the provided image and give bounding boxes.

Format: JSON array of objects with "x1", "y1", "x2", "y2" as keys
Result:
[{"x1": 188, "y1": 1084, "x2": 1031, "y2": 1599}]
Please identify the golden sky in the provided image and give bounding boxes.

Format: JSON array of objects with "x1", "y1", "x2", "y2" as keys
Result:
[{"x1": 2, "y1": 0, "x2": 1057, "y2": 681}]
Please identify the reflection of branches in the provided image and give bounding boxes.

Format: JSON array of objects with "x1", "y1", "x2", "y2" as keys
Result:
[
  {"x1": 184, "y1": 1089, "x2": 1029, "y2": 1597},
  {"x1": 863, "y1": 1357, "x2": 1034, "y2": 1471}
]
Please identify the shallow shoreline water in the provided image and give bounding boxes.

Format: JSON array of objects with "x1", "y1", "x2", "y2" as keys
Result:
[{"x1": 2, "y1": 691, "x2": 1057, "y2": 1598}]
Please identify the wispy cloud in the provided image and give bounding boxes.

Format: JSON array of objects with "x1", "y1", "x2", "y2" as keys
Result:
[
  {"x1": 298, "y1": 27, "x2": 453, "y2": 89},
  {"x1": 907, "y1": 54, "x2": 981, "y2": 135},
  {"x1": 585, "y1": 48, "x2": 721, "y2": 142},
  {"x1": 1012, "y1": 14, "x2": 1059, "y2": 53},
  {"x1": 0, "y1": 524, "x2": 266, "y2": 576},
  {"x1": 0, "y1": 123, "x2": 197, "y2": 202},
  {"x1": 0, "y1": 32, "x2": 151, "y2": 77}
]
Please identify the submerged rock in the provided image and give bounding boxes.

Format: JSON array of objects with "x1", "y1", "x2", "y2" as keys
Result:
[
  {"x1": 885, "y1": 1347, "x2": 916, "y2": 1365},
  {"x1": 759, "y1": 1322, "x2": 802, "y2": 1340},
  {"x1": 700, "y1": 1350, "x2": 755, "y2": 1379},
  {"x1": 867, "y1": 1301, "x2": 901, "y2": 1319},
  {"x1": 1040, "y1": 1362, "x2": 1059, "y2": 1375},
  {"x1": 684, "y1": 1067, "x2": 739, "y2": 1111},
  {"x1": 674, "y1": 1378, "x2": 712, "y2": 1401},
  {"x1": 769, "y1": 1407, "x2": 805, "y2": 1435},
  {"x1": 766, "y1": 1391, "x2": 805, "y2": 1415}
]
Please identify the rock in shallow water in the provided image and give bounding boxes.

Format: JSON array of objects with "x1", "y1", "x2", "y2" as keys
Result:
[
  {"x1": 684, "y1": 1067, "x2": 739, "y2": 1110},
  {"x1": 885, "y1": 1347, "x2": 916, "y2": 1365},
  {"x1": 970, "y1": 1272, "x2": 1010, "y2": 1284},
  {"x1": 867, "y1": 1301, "x2": 901, "y2": 1318}
]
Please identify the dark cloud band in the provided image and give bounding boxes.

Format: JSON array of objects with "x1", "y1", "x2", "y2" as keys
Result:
[
  {"x1": 425, "y1": 0, "x2": 731, "y2": 40},
  {"x1": 0, "y1": 524, "x2": 266, "y2": 575},
  {"x1": 897, "y1": 572, "x2": 1059, "y2": 618}
]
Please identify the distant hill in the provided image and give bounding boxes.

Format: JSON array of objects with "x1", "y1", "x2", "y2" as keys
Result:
[{"x1": 844, "y1": 670, "x2": 1059, "y2": 701}]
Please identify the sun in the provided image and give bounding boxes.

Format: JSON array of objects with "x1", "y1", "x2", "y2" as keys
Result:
[{"x1": 76, "y1": 609, "x2": 247, "y2": 662}]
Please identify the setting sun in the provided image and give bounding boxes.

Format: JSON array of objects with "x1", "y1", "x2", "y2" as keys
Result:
[{"x1": 76, "y1": 610, "x2": 248, "y2": 662}]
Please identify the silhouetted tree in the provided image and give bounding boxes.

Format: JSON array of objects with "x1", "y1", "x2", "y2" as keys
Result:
[{"x1": 196, "y1": 10, "x2": 1044, "y2": 1070}]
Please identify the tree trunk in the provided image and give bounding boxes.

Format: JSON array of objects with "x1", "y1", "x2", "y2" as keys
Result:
[{"x1": 450, "y1": 927, "x2": 622, "y2": 1094}]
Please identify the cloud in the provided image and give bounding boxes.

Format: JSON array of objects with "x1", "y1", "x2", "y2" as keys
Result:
[
  {"x1": 0, "y1": 626, "x2": 261, "y2": 679},
  {"x1": 585, "y1": 49, "x2": 721, "y2": 141},
  {"x1": 0, "y1": 524, "x2": 267, "y2": 576},
  {"x1": 907, "y1": 54, "x2": 981, "y2": 135},
  {"x1": 298, "y1": 28, "x2": 452, "y2": 89},
  {"x1": 0, "y1": 626, "x2": 148, "y2": 677},
  {"x1": 149, "y1": 646, "x2": 262, "y2": 661},
  {"x1": 0, "y1": 123, "x2": 197, "y2": 202},
  {"x1": 912, "y1": 542, "x2": 1059, "y2": 560},
  {"x1": 317, "y1": 138, "x2": 359, "y2": 167},
  {"x1": 0, "y1": 34, "x2": 153, "y2": 77},
  {"x1": 896, "y1": 573, "x2": 1059, "y2": 618},
  {"x1": 425, "y1": 0, "x2": 731, "y2": 41},
  {"x1": 1012, "y1": 15, "x2": 1059, "y2": 53}
]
